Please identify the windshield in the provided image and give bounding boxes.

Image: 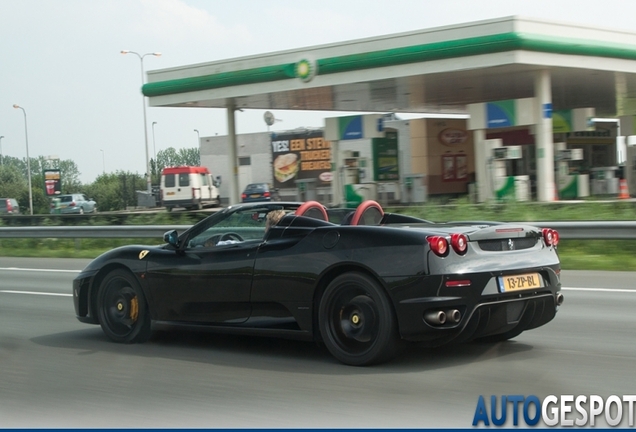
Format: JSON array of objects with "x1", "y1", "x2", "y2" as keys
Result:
[
  {"x1": 184, "y1": 204, "x2": 289, "y2": 248},
  {"x1": 244, "y1": 183, "x2": 268, "y2": 192}
]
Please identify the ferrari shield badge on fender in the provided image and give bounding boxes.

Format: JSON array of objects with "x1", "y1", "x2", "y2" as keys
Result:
[{"x1": 139, "y1": 250, "x2": 149, "y2": 260}]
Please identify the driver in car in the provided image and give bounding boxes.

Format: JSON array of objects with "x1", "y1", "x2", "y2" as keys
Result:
[
  {"x1": 265, "y1": 209, "x2": 285, "y2": 233},
  {"x1": 204, "y1": 209, "x2": 286, "y2": 247}
]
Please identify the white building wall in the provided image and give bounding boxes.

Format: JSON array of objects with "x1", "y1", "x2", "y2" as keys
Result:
[{"x1": 200, "y1": 132, "x2": 272, "y2": 203}]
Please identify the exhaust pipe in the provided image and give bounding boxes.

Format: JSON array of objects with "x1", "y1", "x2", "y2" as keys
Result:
[
  {"x1": 424, "y1": 310, "x2": 446, "y2": 326},
  {"x1": 446, "y1": 309, "x2": 461, "y2": 323},
  {"x1": 556, "y1": 292, "x2": 564, "y2": 307}
]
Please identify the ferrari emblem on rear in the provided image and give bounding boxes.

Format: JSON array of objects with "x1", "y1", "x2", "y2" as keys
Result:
[{"x1": 139, "y1": 250, "x2": 149, "y2": 260}]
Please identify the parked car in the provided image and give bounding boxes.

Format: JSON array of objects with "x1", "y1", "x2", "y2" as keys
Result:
[
  {"x1": 241, "y1": 183, "x2": 274, "y2": 202},
  {"x1": 0, "y1": 198, "x2": 20, "y2": 215},
  {"x1": 51, "y1": 194, "x2": 97, "y2": 214},
  {"x1": 72, "y1": 200, "x2": 563, "y2": 366}
]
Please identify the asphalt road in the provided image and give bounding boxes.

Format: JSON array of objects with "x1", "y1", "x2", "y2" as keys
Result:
[{"x1": 0, "y1": 257, "x2": 634, "y2": 428}]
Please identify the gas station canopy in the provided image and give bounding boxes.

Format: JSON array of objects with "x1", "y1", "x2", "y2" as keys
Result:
[
  {"x1": 143, "y1": 15, "x2": 636, "y2": 205},
  {"x1": 144, "y1": 16, "x2": 636, "y2": 117}
]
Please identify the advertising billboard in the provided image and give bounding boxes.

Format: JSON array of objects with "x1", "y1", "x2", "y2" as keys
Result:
[
  {"x1": 271, "y1": 130, "x2": 332, "y2": 189},
  {"x1": 372, "y1": 129, "x2": 399, "y2": 181},
  {"x1": 43, "y1": 169, "x2": 62, "y2": 196}
]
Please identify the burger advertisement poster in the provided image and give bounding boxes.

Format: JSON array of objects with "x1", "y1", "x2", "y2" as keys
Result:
[{"x1": 271, "y1": 130, "x2": 332, "y2": 189}]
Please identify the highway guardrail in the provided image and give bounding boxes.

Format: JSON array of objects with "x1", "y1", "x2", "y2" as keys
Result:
[
  {"x1": 0, "y1": 225, "x2": 192, "y2": 239},
  {"x1": 0, "y1": 222, "x2": 635, "y2": 239}
]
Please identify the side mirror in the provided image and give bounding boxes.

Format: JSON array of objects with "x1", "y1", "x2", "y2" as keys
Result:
[
  {"x1": 215, "y1": 175, "x2": 222, "y2": 187},
  {"x1": 163, "y1": 230, "x2": 179, "y2": 247}
]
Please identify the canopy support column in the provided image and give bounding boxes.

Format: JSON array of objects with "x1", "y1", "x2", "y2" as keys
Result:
[
  {"x1": 535, "y1": 69, "x2": 556, "y2": 202},
  {"x1": 226, "y1": 100, "x2": 239, "y2": 205}
]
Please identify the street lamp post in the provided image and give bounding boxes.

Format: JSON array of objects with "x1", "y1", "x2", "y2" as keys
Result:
[
  {"x1": 194, "y1": 129, "x2": 200, "y2": 147},
  {"x1": 12, "y1": 105, "x2": 33, "y2": 215},
  {"x1": 121, "y1": 49, "x2": 161, "y2": 193},
  {"x1": 151, "y1": 121, "x2": 158, "y2": 184},
  {"x1": 152, "y1": 121, "x2": 158, "y2": 162},
  {"x1": 100, "y1": 149, "x2": 105, "y2": 174},
  {"x1": 0, "y1": 136, "x2": 4, "y2": 166}
]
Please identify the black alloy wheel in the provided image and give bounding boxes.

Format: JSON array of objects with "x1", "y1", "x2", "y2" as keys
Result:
[
  {"x1": 319, "y1": 272, "x2": 398, "y2": 366},
  {"x1": 97, "y1": 269, "x2": 152, "y2": 343}
]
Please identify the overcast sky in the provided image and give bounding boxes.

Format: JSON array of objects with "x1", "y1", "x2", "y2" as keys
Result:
[{"x1": 2, "y1": 0, "x2": 636, "y2": 183}]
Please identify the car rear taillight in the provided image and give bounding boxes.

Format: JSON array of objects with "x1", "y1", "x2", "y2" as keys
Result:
[
  {"x1": 427, "y1": 236, "x2": 449, "y2": 257},
  {"x1": 450, "y1": 233, "x2": 468, "y2": 255},
  {"x1": 264, "y1": 191, "x2": 271, "y2": 197},
  {"x1": 6, "y1": 200, "x2": 13, "y2": 213},
  {"x1": 69, "y1": 201, "x2": 76, "y2": 207},
  {"x1": 445, "y1": 279, "x2": 472, "y2": 287},
  {"x1": 241, "y1": 193, "x2": 247, "y2": 200},
  {"x1": 542, "y1": 228, "x2": 559, "y2": 246}
]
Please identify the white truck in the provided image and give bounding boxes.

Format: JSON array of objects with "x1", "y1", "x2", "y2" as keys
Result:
[{"x1": 160, "y1": 166, "x2": 221, "y2": 211}]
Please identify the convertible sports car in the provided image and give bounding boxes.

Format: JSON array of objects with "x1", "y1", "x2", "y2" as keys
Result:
[{"x1": 73, "y1": 200, "x2": 563, "y2": 366}]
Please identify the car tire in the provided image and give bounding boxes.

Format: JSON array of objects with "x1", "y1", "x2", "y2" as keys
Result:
[
  {"x1": 97, "y1": 269, "x2": 152, "y2": 344},
  {"x1": 318, "y1": 272, "x2": 398, "y2": 366}
]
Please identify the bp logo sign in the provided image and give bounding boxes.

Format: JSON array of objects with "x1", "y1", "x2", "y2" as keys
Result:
[{"x1": 295, "y1": 58, "x2": 317, "y2": 82}]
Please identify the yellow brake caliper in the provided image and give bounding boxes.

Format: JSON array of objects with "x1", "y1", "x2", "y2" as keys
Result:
[{"x1": 129, "y1": 296, "x2": 139, "y2": 322}]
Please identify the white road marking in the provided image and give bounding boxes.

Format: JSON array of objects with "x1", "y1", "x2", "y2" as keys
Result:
[
  {"x1": 2, "y1": 287, "x2": 633, "y2": 298},
  {"x1": 4, "y1": 287, "x2": 630, "y2": 297},
  {"x1": 562, "y1": 287, "x2": 636, "y2": 293},
  {"x1": 0, "y1": 269, "x2": 633, "y2": 297},
  {"x1": 0, "y1": 267, "x2": 78, "y2": 297},
  {"x1": 0, "y1": 267, "x2": 81, "y2": 273},
  {"x1": 0, "y1": 290, "x2": 72, "y2": 297}
]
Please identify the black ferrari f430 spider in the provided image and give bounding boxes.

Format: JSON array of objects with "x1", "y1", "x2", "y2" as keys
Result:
[{"x1": 73, "y1": 200, "x2": 563, "y2": 366}]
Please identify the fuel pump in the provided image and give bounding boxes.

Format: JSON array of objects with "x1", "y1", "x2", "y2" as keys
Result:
[
  {"x1": 555, "y1": 143, "x2": 588, "y2": 199},
  {"x1": 491, "y1": 145, "x2": 529, "y2": 201},
  {"x1": 625, "y1": 143, "x2": 636, "y2": 197},
  {"x1": 342, "y1": 150, "x2": 375, "y2": 207},
  {"x1": 343, "y1": 150, "x2": 360, "y2": 184}
]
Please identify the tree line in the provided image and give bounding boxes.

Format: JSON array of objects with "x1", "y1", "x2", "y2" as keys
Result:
[{"x1": 0, "y1": 147, "x2": 200, "y2": 214}]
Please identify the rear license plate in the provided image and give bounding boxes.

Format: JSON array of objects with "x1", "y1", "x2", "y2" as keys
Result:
[
  {"x1": 166, "y1": 192, "x2": 175, "y2": 196},
  {"x1": 250, "y1": 194, "x2": 261, "y2": 198},
  {"x1": 498, "y1": 273, "x2": 542, "y2": 292}
]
